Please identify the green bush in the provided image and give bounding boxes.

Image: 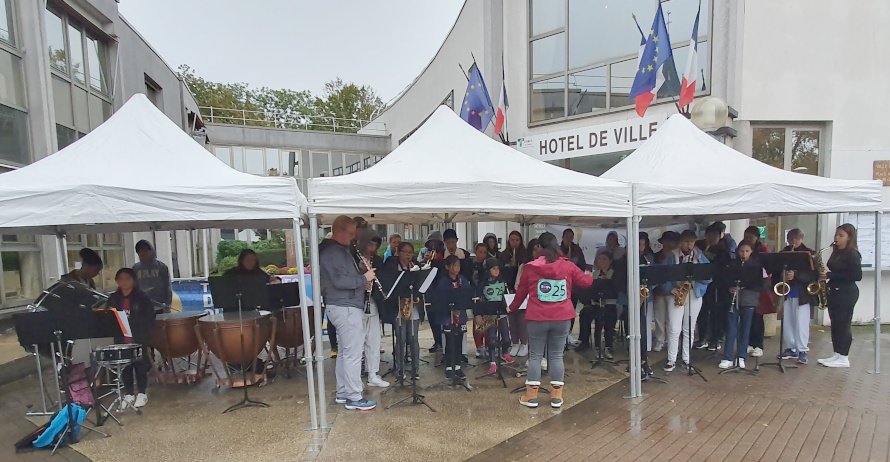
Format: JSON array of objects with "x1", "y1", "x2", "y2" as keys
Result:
[
  {"x1": 255, "y1": 248, "x2": 287, "y2": 267},
  {"x1": 217, "y1": 255, "x2": 238, "y2": 274},
  {"x1": 217, "y1": 240, "x2": 249, "y2": 264}
]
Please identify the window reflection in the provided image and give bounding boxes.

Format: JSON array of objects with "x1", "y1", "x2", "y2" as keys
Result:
[
  {"x1": 68, "y1": 25, "x2": 86, "y2": 86},
  {"x1": 568, "y1": 0, "x2": 651, "y2": 69},
  {"x1": 87, "y1": 37, "x2": 107, "y2": 93},
  {"x1": 245, "y1": 148, "x2": 264, "y2": 175},
  {"x1": 531, "y1": 33, "x2": 565, "y2": 78},
  {"x1": 609, "y1": 59, "x2": 638, "y2": 108},
  {"x1": 568, "y1": 67, "x2": 606, "y2": 115},
  {"x1": 791, "y1": 130, "x2": 819, "y2": 175},
  {"x1": 0, "y1": 0, "x2": 13, "y2": 45},
  {"x1": 45, "y1": 10, "x2": 67, "y2": 73},
  {"x1": 530, "y1": 76, "x2": 565, "y2": 122},
  {"x1": 752, "y1": 128, "x2": 786, "y2": 169},
  {"x1": 531, "y1": 0, "x2": 565, "y2": 36},
  {"x1": 215, "y1": 147, "x2": 231, "y2": 167}
]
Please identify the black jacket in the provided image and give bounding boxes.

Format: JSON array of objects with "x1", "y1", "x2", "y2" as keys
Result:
[
  {"x1": 775, "y1": 244, "x2": 817, "y2": 305},
  {"x1": 827, "y1": 248, "x2": 862, "y2": 285},
  {"x1": 107, "y1": 289, "x2": 156, "y2": 346}
]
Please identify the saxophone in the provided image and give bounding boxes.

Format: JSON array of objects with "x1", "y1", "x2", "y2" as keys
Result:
[
  {"x1": 807, "y1": 246, "x2": 832, "y2": 310},
  {"x1": 673, "y1": 251, "x2": 694, "y2": 306},
  {"x1": 399, "y1": 297, "x2": 416, "y2": 321}
]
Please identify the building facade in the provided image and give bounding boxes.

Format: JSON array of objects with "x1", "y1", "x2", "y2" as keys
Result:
[{"x1": 363, "y1": 0, "x2": 890, "y2": 324}]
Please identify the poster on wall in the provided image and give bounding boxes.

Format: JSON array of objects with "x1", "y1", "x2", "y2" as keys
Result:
[{"x1": 170, "y1": 274, "x2": 314, "y2": 314}]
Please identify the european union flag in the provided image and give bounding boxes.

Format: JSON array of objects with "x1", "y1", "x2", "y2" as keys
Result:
[
  {"x1": 460, "y1": 63, "x2": 495, "y2": 131},
  {"x1": 628, "y1": 3, "x2": 678, "y2": 117}
]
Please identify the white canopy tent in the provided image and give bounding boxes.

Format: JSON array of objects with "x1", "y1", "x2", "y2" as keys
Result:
[
  {"x1": 602, "y1": 114, "x2": 884, "y2": 374},
  {"x1": 0, "y1": 95, "x2": 322, "y2": 426},
  {"x1": 307, "y1": 106, "x2": 638, "y2": 425}
]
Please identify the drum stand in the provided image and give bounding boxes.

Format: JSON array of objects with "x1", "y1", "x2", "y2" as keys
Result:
[
  {"x1": 224, "y1": 293, "x2": 269, "y2": 413},
  {"x1": 51, "y1": 332, "x2": 108, "y2": 454},
  {"x1": 94, "y1": 359, "x2": 141, "y2": 426},
  {"x1": 26, "y1": 344, "x2": 62, "y2": 417}
]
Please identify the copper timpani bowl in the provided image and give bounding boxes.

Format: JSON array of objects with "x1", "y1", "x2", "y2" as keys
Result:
[
  {"x1": 197, "y1": 311, "x2": 272, "y2": 365},
  {"x1": 151, "y1": 311, "x2": 206, "y2": 359}
]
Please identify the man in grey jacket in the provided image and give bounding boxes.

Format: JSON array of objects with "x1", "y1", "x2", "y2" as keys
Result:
[
  {"x1": 319, "y1": 215, "x2": 377, "y2": 410},
  {"x1": 133, "y1": 240, "x2": 172, "y2": 313}
]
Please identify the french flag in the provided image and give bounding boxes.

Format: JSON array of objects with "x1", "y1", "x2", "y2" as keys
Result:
[
  {"x1": 494, "y1": 65, "x2": 508, "y2": 137},
  {"x1": 678, "y1": 4, "x2": 700, "y2": 109}
]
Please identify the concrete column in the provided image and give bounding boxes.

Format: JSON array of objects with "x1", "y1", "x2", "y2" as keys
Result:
[{"x1": 18, "y1": 0, "x2": 57, "y2": 161}]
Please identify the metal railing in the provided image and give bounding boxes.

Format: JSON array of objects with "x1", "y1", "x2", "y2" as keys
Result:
[{"x1": 199, "y1": 106, "x2": 386, "y2": 135}]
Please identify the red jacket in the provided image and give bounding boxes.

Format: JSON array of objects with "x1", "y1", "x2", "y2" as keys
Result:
[{"x1": 510, "y1": 256, "x2": 593, "y2": 322}]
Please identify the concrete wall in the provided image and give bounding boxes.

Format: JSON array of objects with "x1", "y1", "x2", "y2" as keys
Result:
[{"x1": 206, "y1": 124, "x2": 390, "y2": 154}]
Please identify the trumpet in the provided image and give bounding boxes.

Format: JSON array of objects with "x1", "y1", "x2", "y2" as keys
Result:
[
  {"x1": 356, "y1": 250, "x2": 388, "y2": 300},
  {"x1": 421, "y1": 250, "x2": 437, "y2": 270}
]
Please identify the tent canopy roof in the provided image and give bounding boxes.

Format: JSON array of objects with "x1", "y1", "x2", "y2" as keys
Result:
[
  {"x1": 0, "y1": 94, "x2": 307, "y2": 235},
  {"x1": 309, "y1": 106, "x2": 632, "y2": 224},
  {"x1": 602, "y1": 114, "x2": 883, "y2": 221}
]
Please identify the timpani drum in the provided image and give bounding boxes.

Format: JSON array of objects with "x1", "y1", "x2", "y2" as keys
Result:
[
  {"x1": 196, "y1": 311, "x2": 275, "y2": 387},
  {"x1": 274, "y1": 307, "x2": 314, "y2": 349},
  {"x1": 151, "y1": 311, "x2": 206, "y2": 359}
]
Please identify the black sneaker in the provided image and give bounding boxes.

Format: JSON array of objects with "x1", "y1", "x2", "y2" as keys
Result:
[
  {"x1": 642, "y1": 362, "x2": 654, "y2": 377},
  {"x1": 460, "y1": 355, "x2": 469, "y2": 364},
  {"x1": 455, "y1": 369, "x2": 466, "y2": 380},
  {"x1": 574, "y1": 343, "x2": 591, "y2": 353},
  {"x1": 694, "y1": 341, "x2": 709, "y2": 350},
  {"x1": 663, "y1": 362, "x2": 676, "y2": 372},
  {"x1": 707, "y1": 343, "x2": 719, "y2": 352},
  {"x1": 445, "y1": 369, "x2": 454, "y2": 380},
  {"x1": 429, "y1": 344, "x2": 442, "y2": 353}
]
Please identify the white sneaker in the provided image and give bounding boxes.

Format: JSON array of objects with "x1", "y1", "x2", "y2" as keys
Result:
[
  {"x1": 818, "y1": 353, "x2": 841, "y2": 365},
  {"x1": 367, "y1": 375, "x2": 390, "y2": 388},
  {"x1": 567, "y1": 335, "x2": 580, "y2": 346},
  {"x1": 738, "y1": 358, "x2": 746, "y2": 369},
  {"x1": 747, "y1": 346, "x2": 754, "y2": 354},
  {"x1": 123, "y1": 394, "x2": 135, "y2": 407},
  {"x1": 751, "y1": 347, "x2": 763, "y2": 357},
  {"x1": 509, "y1": 344, "x2": 520, "y2": 357},
  {"x1": 541, "y1": 358, "x2": 548, "y2": 371},
  {"x1": 653, "y1": 343, "x2": 664, "y2": 352},
  {"x1": 517, "y1": 344, "x2": 529, "y2": 357},
  {"x1": 824, "y1": 355, "x2": 850, "y2": 368},
  {"x1": 718, "y1": 360, "x2": 732, "y2": 369},
  {"x1": 475, "y1": 349, "x2": 483, "y2": 358},
  {"x1": 134, "y1": 393, "x2": 148, "y2": 408}
]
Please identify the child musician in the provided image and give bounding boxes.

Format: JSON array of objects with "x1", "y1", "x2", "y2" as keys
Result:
[
  {"x1": 662, "y1": 230, "x2": 711, "y2": 372},
  {"x1": 720, "y1": 241, "x2": 768, "y2": 370},
  {"x1": 778, "y1": 228, "x2": 816, "y2": 365},
  {"x1": 107, "y1": 268, "x2": 156, "y2": 408},
  {"x1": 475, "y1": 258, "x2": 514, "y2": 374},
  {"x1": 434, "y1": 256, "x2": 471, "y2": 381},
  {"x1": 577, "y1": 253, "x2": 619, "y2": 359},
  {"x1": 471, "y1": 243, "x2": 490, "y2": 357}
]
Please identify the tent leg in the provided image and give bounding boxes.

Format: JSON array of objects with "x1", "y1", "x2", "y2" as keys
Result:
[
  {"x1": 57, "y1": 234, "x2": 68, "y2": 276},
  {"x1": 869, "y1": 211, "x2": 882, "y2": 375},
  {"x1": 202, "y1": 229, "x2": 210, "y2": 278},
  {"x1": 294, "y1": 220, "x2": 319, "y2": 429},
  {"x1": 624, "y1": 217, "x2": 643, "y2": 398},
  {"x1": 309, "y1": 215, "x2": 330, "y2": 428}
]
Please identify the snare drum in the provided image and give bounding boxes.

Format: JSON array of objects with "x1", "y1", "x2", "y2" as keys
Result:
[{"x1": 94, "y1": 344, "x2": 143, "y2": 366}]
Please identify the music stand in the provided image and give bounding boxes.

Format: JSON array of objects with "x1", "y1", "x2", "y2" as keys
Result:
[
  {"x1": 424, "y1": 287, "x2": 474, "y2": 392},
  {"x1": 717, "y1": 262, "x2": 763, "y2": 376},
  {"x1": 586, "y1": 278, "x2": 622, "y2": 371},
  {"x1": 473, "y1": 299, "x2": 508, "y2": 388},
  {"x1": 757, "y1": 252, "x2": 812, "y2": 373},
  {"x1": 209, "y1": 275, "x2": 270, "y2": 413}
]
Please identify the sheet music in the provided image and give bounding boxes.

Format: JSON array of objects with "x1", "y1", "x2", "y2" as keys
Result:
[
  {"x1": 844, "y1": 212, "x2": 889, "y2": 268},
  {"x1": 504, "y1": 294, "x2": 529, "y2": 311},
  {"x1": 110, "y1": 308, "x2": 132, "y2": 337}
]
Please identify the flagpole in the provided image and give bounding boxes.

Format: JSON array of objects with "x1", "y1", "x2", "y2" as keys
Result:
[{"x1": 458, "y1": 63, "x2": 469, "y2": 81}]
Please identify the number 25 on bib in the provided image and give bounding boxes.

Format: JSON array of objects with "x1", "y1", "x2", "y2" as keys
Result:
[{"x1": 537, "y1": 279, "x2": 567, "y2": 302}]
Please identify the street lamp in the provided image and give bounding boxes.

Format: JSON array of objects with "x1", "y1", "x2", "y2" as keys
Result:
[{"x1": 690, "y1": 96, "x2": 729, "y2": 131}]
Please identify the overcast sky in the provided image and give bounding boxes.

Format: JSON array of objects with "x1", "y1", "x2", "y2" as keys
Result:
[{"x1": 117, "y1": 0, "x2": 465, "y2": 103}]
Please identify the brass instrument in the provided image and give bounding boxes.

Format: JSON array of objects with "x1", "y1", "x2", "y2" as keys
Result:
[
  {"x1": 421, "y1": 250, "x2": 437, "y2": 270},
  {"x1": 773, "y1": 280, "x2": 791, "y2": 297},
  {"x1": 399, "y1": 297, "x2": 418, "y2": 321},
  {"x1": 674, "y1": 281, "x2": 692, "y2": 306},
  {"x1": 474, "y1": 315, "x2": 499, "y2": 334},
  {"x1": 807, "y1": 246, "x2": 832, "y2": 310},
  {"x1": 356, "y1": 250, "x2": 388, "y2": 300}
]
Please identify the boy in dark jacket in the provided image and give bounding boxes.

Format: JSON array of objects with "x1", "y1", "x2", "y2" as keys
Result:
[
  {"x1": 475, "y1": 258, "x2": 514, "y2": 374},
  {"x1": 720, "y1": 241, "x2": 767, "y2": 370},
  {"x1": 107, "y1": 268, "x2": 156, "y2": 408},
  {"x1": 776, "y1": 228, "x2": 816, "y2": 364},
  {"x1": 433, "y1": 256, "x2": 472, "y2": 381}
]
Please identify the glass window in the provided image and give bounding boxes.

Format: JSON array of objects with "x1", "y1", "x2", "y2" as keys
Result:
[
  {"x1": 610, "y1": 58, "x2": 639, "y2": 109},
  {"x1": 0, "y1": 104, "x2": 28, "y2": 164},
  {"x1": 531, "y1": 33, "x2": 565, "y2": 78},
  {"x1": 791, "y1": 130, "x2": 820, "y2": 175},
  {"x1": 72, "y1": 87, "x2": 89, "y2": 132},
  {"x1": 56, "y1": 124, "x2": 78, "y2": 149},
  {"x1": 52, "y1": 76, "x2": 73, "y2": 128},
  {"x1": 86, "y1": 234, "x2": 98, "y2": 247},
  {"x1": 312, "y1": 152, "x2": 329, "y2": 177},
  {"x1": 2, "y1": 250, "x2": 42, "y2": 302},
  {"x1": 101, "y1": 249, "x2": 123, "y2": 290},
  {"x1": 245, "y1": 148, "x2": 264, "y2": 174},
  {"x1": 668, "y1": 41, "x2": 709, "y2": 96},
  {"x1": 231, "y1": 147, "x2": 244, "y2": 171},
  {"x1": 68, "y1": 25, "x2": 86, "y2": 86},
  {"x1": 530, "y1": 75, "x2": 565, "y2": 122},
  {"x1": 86, "y1": 36, "x2": 107, "y2": 93},
  {"x1": 752, "y1": 128, "x2": 786, "y2": 169},
  {"x1": 0, "y1": 49, "x2": 26, "y2": 108},
  {"x1": 45, "y1": 10, "x2": 67, "y2": 73},
  {"x1": 88, "y1": 93, "x2": 110, "y2": 130},
  {"x1": 531, "y1": 0, "x2": 565, "y2": 36},
  {"x1": 345, "y1": 153, "x2": 361, "y2": 174},
  {"x1": 0, "y1": 0, "x2": 13, "y2": 46},
  {"x1": 265, "y1": 148, "x2": 280, "y2": 175},
  {"x1": 102, "y1": 233, "x2": 121, "y2": 245},
  {"x1": 331, "y1": 152, "x2": 343, "y2": 177},
  {"x1": 283, "y1": 150, "x2": 298, "y2": 176},
  {"x1": 2, "y1": 234, "x2": 34, "y2": 243},
  {"x1": 568, "y1": 66, "x2": 606, "y2": 116},
  {"x1": 301, "y1": 152, "x2": 309, "y2": 177},
  {"x1": 568, "y1": 0, "x2": 652, "y2": 69},
  {"x1": 215, "y1": 147, "x2": 231, "y2": 166},
  {"x1": 662, "y1": 0, "x2": 710, "y2": 40}
]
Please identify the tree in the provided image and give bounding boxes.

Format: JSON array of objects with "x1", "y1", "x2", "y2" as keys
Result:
[
  {"x1": 179, "y1": 65, "x2": 260, "y2": 124},
  {"x1": 314, "y1": 78, "x2": 384, "y2": 131}
]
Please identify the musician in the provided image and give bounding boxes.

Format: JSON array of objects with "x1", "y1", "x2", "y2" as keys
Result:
[
  {"x1": 595, "y1": 231, "x2": 627, "y2": 261},
  {"x1": 381, "y1": 242, "x2": 422, "y2": 381},
  {"x1": 382, "y1": 233, "x2": 401, "y2": 263},
  {"x1": 611, "y1": 232, "x2": 657, "y2": 377},
  {"x1": 560, "y1": 229, "x2": 586, "y2": 346},
  {"x1": 471, "y1": 243, "x2": 490, "y2": 358},
  {"x1": 712, "y1": 221, "x2": 738, "y2": 258},
  {"x1": 499, "y1": 231, "x2": 527, "y2": 289},
  {"x1": 482, "y1": 233, "x2": 501, "y2": 259},
  {"x1": 224, "y1": 249, "x2": 271, "y2": 282},
  {"x1": 133, "y1": 240, "x2": 172, "y2": 314},
  {"x1": 777, "y1": 228, "x2": 816, "y2": 365},
  {"x1": 107, "y1": 268, "x2": 155, "y2": 409},
  {"x1": 651, "y1": 232, "x2": 680, "y2": 351},
  {"x1": 433, "y1": 255, "x2": 472, "y2": 381},
  {"x1": 719, "y1": 241, "x2": 768, "y2": 370},
  {"x1": 356, "y1": 229, "x2": 389, "y2": 388},
  {"x1": 695, "y1": 225, "x2": 732, "y2": 351},
  {"x1": 509, "y1": 238, "x2": 538, "y2": 358},
  {"x1": 318, "y1": 215, "x2": 377, "y2": 411},
  {"x1": 818, "y1": 224, "x2": 862, "y2": 368},
  {"x1": 61, "y1": 248, "x2": 103, "y2": 289},
  {"x1": 576, "y1": 253, "x2": 619, "y2": 358},
  {"x1": 661, "y1": 230, "x2": 711, "y2": 372},
  {"x1": 744, "y1": 225, "x2": 771, "y2": 358},
  {"x1": 475, "y1": 258, "x2": 513, "y2": 375},
  {"x1": 510, "y1": 232, "x2": 593, "y2": 409},
  {"x1": 442, "y1": 229, "x2": 469, "y2": 259},
  {"x1": 418, "y1": 230, "x2": 445, "y2": 264}
]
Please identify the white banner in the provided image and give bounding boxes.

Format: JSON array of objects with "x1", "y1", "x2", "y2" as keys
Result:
[{"x1": 516, "y1": 114, "x2": 667, "y2": 161}]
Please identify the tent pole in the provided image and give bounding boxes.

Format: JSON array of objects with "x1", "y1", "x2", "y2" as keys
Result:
[
  {"x1": 57, "y1": 234, "x2": 68, "y2": 275},
  {"x1": 869, "y1": 211, "x2": 882, "y2": 375},
  {"x1": 625, "y1": 216, "x2": 642, "y2": 398},
  {"x1": 294, "y1": 219, "x2": 319, "y2": 429},
  {"x1": 202, "y1": 229, "x2": 210, "y2": 278},
  {"x1": 308, "y1": 214, "x2": 329, "y2": 428}
]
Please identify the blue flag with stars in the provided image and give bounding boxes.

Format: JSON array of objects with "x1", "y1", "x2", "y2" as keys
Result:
[
  {"x1": 460, "y1": 63, "x2": 495, "y2": 131},
  {"x1": 628, "y1": 3, "x2": 678, "y2": 117}
]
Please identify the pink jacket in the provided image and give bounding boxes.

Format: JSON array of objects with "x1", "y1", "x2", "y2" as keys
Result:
[{"x1": 510, "y1": 256, "x2": 593, "y2": 322}]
